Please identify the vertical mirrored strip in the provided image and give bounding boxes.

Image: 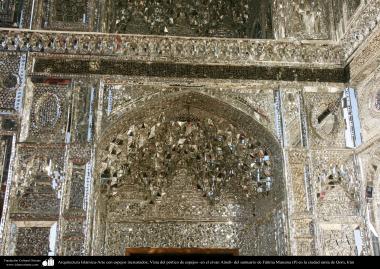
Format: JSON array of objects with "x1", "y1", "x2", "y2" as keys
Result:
[
  {"x1": 107, "y1": 86, "x2": 113, "y2": 116},
  {"x1": 0, "y1": 135, "x2": 16, "y2": 247},
  {"x1": 304, "y1": 164, "x2": 314, "y2": 212},
  {"x1": 274, "y1": 89, "x2": 284, "y2": 146},
  {"x1": 86, "y1": 87, "x2": 95, "y2": 142},
  {"x1": 93, "y1": 0, "x2": 102, "y2": 32},
  {"x1": 19, "y1": 4, "x2": 24, "y2": 28},
  {"x1": 83, "y1": 161, "x2": 92, "y2": 212},
  {"x1": 29, "y1": 0, "x2": 36, "y2": 29},
  {"x1": 48, "y1": 222, "x2": 57, "y2": 256},
  {"x1": 57, "y1": 141, "x2": 70, "y2": 254},
  {"x1": 95, "y1": 80, "x2": 104, "y2": 139},
  {"x1": 83, "y1": 151, "x2": 94, "y2": 255},
  {"x1": 343, "y1": 88, "x2": 363, "y2": 148},
  {"x1": 14, "y1": 54, "x2": 27, "y2": 114},
  {"x1": 299, "y1": 92, "x2": 309, "y2": 148},
  {"x1": 274, "y1": 208, "x2": 287, "y2": 255},
  {"x1": 43, "y1": 0, "x2": 51, "y2": 28},
  {"x1": 65, "y1": 83, "x2": 74, "y2": 144}
]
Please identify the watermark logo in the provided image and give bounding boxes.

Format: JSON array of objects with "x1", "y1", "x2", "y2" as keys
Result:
[{"x1": 42, "y1": 257, "x2": 54, "y2": 267}]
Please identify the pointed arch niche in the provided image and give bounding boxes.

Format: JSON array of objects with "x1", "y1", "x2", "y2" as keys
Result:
[{"x1": 89, "y1": 91, "x2": 288, "y2": 256}]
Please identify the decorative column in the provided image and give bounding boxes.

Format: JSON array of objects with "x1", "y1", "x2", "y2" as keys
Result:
[
  {"x1": 279, "y1": 88, "x2": 317, "y2": 255},
  {"x1": 57, "y1": 82, "x2": 95, "y2": 255}
]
